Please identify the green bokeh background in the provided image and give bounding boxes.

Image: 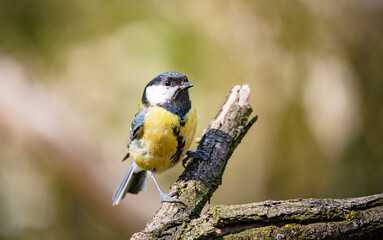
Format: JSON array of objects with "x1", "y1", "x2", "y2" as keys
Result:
[{"x1": 1, "y1": 0, "x2": 382, "y2": 238}]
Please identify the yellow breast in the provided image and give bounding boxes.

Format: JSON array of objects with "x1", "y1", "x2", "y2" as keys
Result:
[{"x1": 129, "y1": 105, "x2": 197, "y2": 172}]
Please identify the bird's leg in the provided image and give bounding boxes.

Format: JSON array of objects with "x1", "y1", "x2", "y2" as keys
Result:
[
  {"x1": 182, "y1": 150, "x2": 209, "y2": 168},
  {"x1": 147, "y1": 171, "x2": 185, "y2": 205}
]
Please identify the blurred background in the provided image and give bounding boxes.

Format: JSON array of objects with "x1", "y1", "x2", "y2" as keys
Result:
[{"x1": 1, "y1": 0, "x2": 383, "y2": 238}]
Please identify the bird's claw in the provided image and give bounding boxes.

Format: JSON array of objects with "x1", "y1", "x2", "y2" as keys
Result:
[
  {"x1": 160, "y1": 191, "x2": 185, "y2": 206},
  {"x1": 168, "y1": 190, "x2": 178, "y2": 197},
  {"x1": 191, "y1": 150, "x2": 210, "y2": 161},
  {"x1": 182, "y1": 150, "x2": 210, "y2": 168}
]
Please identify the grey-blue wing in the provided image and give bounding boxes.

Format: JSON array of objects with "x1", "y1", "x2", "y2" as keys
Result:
[{"x1": 122, "y1": 108, "x2": 148, "y2": 161}]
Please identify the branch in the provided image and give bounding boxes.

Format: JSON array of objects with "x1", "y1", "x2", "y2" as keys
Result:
[
  {"x1": 190, "y1": 193, "x2": 383, "y2": 239},
  {"x1": 131, "y1": 85, "x2": 383, "y2": 239},
  {"x1": 132, "y1": 85, "x2": 257, "y2": 239}
]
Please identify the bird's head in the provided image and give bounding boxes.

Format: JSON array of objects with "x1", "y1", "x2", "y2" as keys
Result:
[{"x1": 142, "y1": 72, "x2": 193, "y2": 107}]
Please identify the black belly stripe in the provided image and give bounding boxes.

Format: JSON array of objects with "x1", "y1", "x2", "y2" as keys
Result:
[
  {"x1": 171, "y1": 126, "x2": 185, "y2": 165},
  {"x1": 180, "y1": 116, "x2": 186, "y2": 126}
]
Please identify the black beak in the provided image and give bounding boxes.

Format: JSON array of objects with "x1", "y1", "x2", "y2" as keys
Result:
[{"x1": 179, "y1": 82, "x2": 194, "y2": 90}]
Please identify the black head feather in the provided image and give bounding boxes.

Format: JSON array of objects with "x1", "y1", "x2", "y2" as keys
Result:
[{"x1": 141, "y1": 72, "x2": 192, "y2": 117}]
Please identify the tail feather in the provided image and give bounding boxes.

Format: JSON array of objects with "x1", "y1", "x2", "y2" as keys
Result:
[
  {"x1": 112, "y1": 162, "x2": 147, "y2": 206},
  {"x1": 127, "y1": 170, "x2": 147, "y2": 194}
]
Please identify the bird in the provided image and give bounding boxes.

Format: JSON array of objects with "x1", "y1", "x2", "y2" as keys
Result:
[{"x1": 112, "y1": 72, "x2": 208, "y2": 206}]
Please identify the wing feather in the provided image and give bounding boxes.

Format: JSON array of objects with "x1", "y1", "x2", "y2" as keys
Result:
[{"x1": 122, "y1": 107, "x2": 148, "y2": 161}]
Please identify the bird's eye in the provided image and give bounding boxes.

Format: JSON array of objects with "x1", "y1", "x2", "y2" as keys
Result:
[{"x1": 164, "y1": 80, "x2": 171, "y2": 86}]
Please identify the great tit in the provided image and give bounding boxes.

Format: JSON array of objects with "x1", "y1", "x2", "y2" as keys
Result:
[{"x1": 112, "y1": 72, "x2": 207, "y2": 206}]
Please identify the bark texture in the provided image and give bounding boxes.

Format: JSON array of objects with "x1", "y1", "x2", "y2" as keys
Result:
[
  {"x1": 131, "y1": 85, "x2": 383, "y2": 239},
  {"x1": 190, "y1": 193, "x2": 383, "y2": 239}
]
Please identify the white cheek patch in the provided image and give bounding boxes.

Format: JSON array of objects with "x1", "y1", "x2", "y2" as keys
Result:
[{"x1": 146, "y1": 85, "x2": 178, "y2": 105}]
